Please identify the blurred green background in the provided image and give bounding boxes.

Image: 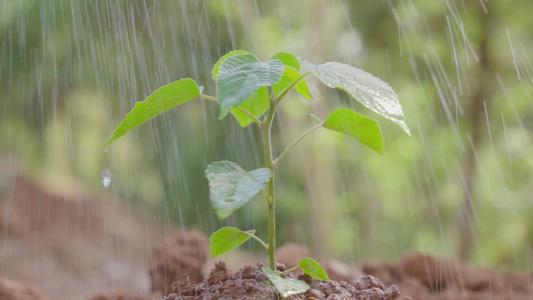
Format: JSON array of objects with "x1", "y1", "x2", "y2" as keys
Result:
[{"x1": 1, "y1": 0, "x2": 532, "y2": 270}]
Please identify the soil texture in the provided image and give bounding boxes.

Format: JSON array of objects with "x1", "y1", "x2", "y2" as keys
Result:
[
  {"x1": 0, "y1": 167, "x2": 168, "y2": 300},
  {"x1": 148, "y1": 229, "x2": 209, "y2": 295},
  {"x1": 162, "y1": 261, "x2": 401, "y2": 300},
  {"x1": 0, "y1": 277, "x2": 49, "y2": 300},
  {"x1": 363, "y1": 251, "x2": 533, "y2": 300},
  {"x1": 277, "y1": 243, "x2": 363, "y2": 282},
  {"x1": 86, "y1": 291, "x2": 161, "y2": 300}
]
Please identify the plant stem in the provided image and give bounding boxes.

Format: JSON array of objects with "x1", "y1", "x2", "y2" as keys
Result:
[
  {"x1": 199, "y1": 94, "x2": 263, "y2": 126},
  {"x1": 275, "y1": 72, "x2": 310, "y2": 105},
  {"x1": 261, "y1": 189, "x2": 271, "y2": 205},
  {"x1": 243, "y1": 231, "x2": 269, "y2": 252},
  {"x1": 273, "y1": 122, "x2": 324, "y2": 168},
  {"x1": 279, "y1": 265, "x2": 301, "y2": 275},
  {"x1": 199, "y1": 94, "x2": 218, "y2": 102},
  {"x1": 263, "y1": 91, "x2": 277, "y2": 270}
]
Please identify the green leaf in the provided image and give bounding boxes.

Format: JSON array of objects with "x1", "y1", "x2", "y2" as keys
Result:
[
  {"x1": 216, "y1": 54, "x2": 284, "y2": 119},
  {"x1": 212, "y1": 50, "x2": 249, "y2": 80},
  {"x1": 209, "y1": 227, "x2": 255, "y2": 257},
  {"x1": 300, "y1": 59, "x2": 411, "y2": 135},
  {"x1": 299, "y1": 258, "x2": 330, "y2": 281},
  {"x1": 272, "y1": 66, "x2": 316, "y2": 102},
  {"x1": 262, "y1": 267, "x2": 309, "y2": 298},
  {"x1": 105, "y1": 78, "x2": 200, "y2": 146},
  {"x1": 205, "y1": 161, "x2": 271, "y2": 220},
  {"x1": 230, "y1": 86, "x2": 269, "y2": 127},
  {"x1": 272, "y1": 52, "x2": 301, "y2": 71},
  {"x1": 324, "y1": 108, "x2": 384, "y2": 154},
  {"x1": 272, "y1": 52, "x2": 315, "y2": 101}
]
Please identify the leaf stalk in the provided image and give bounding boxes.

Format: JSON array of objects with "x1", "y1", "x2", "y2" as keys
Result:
[
  {"x1": 279, "y1": 265, "x2": 301, "y2": 275},
  {"x1": 243, "y1": 231, "x2": 269, "y2": 252},
  {"x1": 263, "y1": 88, "x2": 277, "y2": 270},
  {"x1": 200, "y1": 94, "x2": 263, "y2": 126},
  {"x1": 273, "y1": 122, "x2": 324, "y2": 168},
  {"x1": 275, "y1": 72, "x2": 310, "y2": 105}
]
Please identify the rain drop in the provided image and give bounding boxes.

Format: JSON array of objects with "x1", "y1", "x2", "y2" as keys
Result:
[{"x1": 101, "y1": 169, "x2": 111, "y2": 188}]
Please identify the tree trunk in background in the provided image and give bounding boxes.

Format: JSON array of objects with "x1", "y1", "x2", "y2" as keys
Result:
[{"x1": 457, "y1": 10, "x2": 492, "y2": 261}]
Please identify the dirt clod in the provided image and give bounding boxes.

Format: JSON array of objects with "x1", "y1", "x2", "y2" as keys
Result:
[
  {"x1": 148, "y1": 229, "x2": 208, "y2": 295},
  {"x1": 363, "y1": 251, "x2": 533, "y2": 300},
  {"x1": 277, "y1": 243, "x2": 363, "y2": 283},
  {"x1": 162, "y1": 261, "x2": 400, "y2": 300},
  {"x1": 207, "y1": 261, "x2": 231, "y2": 285}
]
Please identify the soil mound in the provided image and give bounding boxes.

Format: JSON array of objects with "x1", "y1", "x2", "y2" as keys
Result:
[
  {"x1": 86, "y1": 291, "x2": 161, "y2": 300},
  {"x1": 277, "y1": 243, "x2": 363, "y2": 282},
  {"x1": 162, "y1": 261, "x2": 400, "y2": 300},
  {"x1": 363, "y1": 251, "x2": 533, "y2": 300},
  {"x1": 0, "y1": 277, "x2": 49, "y2": 300},
  {"x1": 0, "y1": 168, "x2": 164, "y2": 300},
  {"x1": 148, "y1": 229, "x2": 209, "y2": 295}
]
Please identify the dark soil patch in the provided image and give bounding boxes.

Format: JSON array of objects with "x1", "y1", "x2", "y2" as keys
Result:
[
  {"x1": 363, "y1": 251, "x2": 533, "y2": 300},
  {"x1": 162, "y1": 261, "x2": 401, "y2": 299}
]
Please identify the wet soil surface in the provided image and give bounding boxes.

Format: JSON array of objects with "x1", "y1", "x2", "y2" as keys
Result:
[
  {"x1": 162, "y1": 261, "x2": 401, "y2": 300},
  {"x1": 363, "y1": 251, "x2": 533, "y2": 300}
]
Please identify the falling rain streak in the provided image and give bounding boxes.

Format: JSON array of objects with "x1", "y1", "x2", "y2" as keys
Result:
[
  {"x1": 0, "y1": 1, "x2": 532, "y2": 299},
  {"x1": 101, "y1": 168, "x2": 111, "y2": 188}
]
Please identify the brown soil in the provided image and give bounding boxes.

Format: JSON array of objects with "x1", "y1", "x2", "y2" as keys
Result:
[
  {"x1": 0, "y1": 277, "x2": 49, "y2": 300},
  {"x1": 0, "y1": 167, "x2": 170, "y2": 300},
  {"x1": 147, "y1": 229, "x2": 209, "y2": 295},
  {"x1": 277, "y1": 243, "x2": 363, "y2": 282},
  {"x1": 162, "y1": 261, "x2": 401, "y2": 299},
  {"x1": 85, "y1": 291, "x2": 161, "y2": 300},
  {"x1": 363, "y1": 251, "x2": 533, "y2": 300},
  {"x1": 2, "y1": 166, "x2": 532, "y2": 300}
]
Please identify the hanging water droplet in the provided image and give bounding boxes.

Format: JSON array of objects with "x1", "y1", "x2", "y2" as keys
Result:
[
  {"x1": 104, "y1": 148, "x2": 108, "y2": 153},
  {"x1": 101, "y1": 169, "x2": 111, "y2": 188}
]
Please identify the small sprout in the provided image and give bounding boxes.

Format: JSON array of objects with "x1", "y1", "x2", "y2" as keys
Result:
[
  {"x1": 205, "y1": 161, "x2": 271, "y2": 220},
  {"x1": 299, "y1": 258, "x2": 330, "y2": 281},
  {"x1": 106, "y1": 50, "x2": 409, "y2": 290},
  {"x1": 210, "y1": 227, "x2": 257, "y2": 257}
]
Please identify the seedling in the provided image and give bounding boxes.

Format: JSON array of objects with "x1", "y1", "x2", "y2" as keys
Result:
[{"x1": 105, "y1": 50, "x2": 409, "y2": 296}]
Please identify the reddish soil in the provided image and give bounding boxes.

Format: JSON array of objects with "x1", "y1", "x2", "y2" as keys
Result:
[
  {"x1": 0, "y1": 277, "x2": 49, "y2": 300},
  {"x1": 363, "y1": 251, "x2": 533, "y2": 300},
  {"x1": 277, "y1": 242, "x2": 363, "y2": 282},
  {"x1": 86, "y1": 291, "x2": 160, "y2": 300},
  {"x1": 163, "y1": 261, "x2": 401, "y2": 299},
  {"x1": 1, "y1": 166, "x2": 532, "y2": 299},
  {"x1": 147, "y1": 229, "x2": 209, "y2": 295},
  {"x1": 0, "y1": 167, "x2": 170, "y2": 300}
]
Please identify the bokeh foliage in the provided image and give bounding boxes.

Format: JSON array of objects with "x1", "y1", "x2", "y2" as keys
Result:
[{"x1": 1, "y1": 0, "x2": 532, "y2": 270}]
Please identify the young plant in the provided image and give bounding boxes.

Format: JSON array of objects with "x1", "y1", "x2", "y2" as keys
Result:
[{"x1": 105, "y1": 50, "x2": 409, "y2": 296}]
